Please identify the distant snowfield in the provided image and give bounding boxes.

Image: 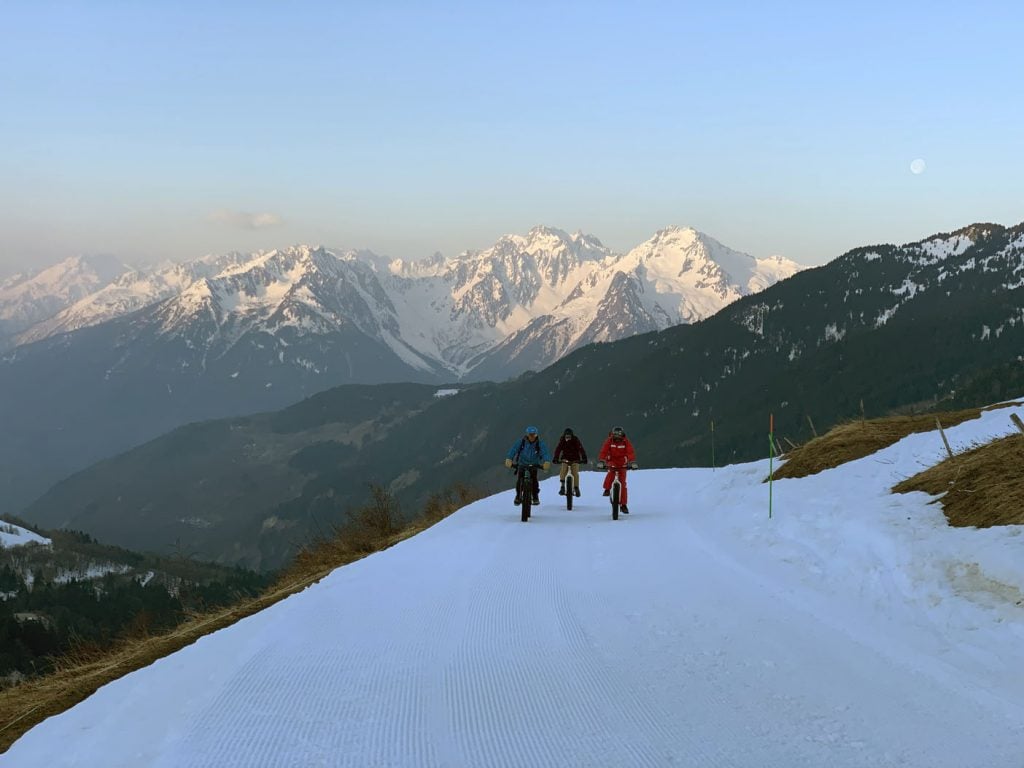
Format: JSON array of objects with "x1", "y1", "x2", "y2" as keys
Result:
[
  {"x1": 0, "y1": 522, "x2": 50, "y2": 549},
  {"x1": 5, "y1": 405, "x2": 1024, "y2": 767}
]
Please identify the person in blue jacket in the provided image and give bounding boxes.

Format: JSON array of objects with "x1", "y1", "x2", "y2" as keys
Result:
[{"x1": 503, "y1": 425, "x2": 551, "y2": 505}]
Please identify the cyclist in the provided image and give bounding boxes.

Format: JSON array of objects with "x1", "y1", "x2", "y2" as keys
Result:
[
  {"x1": 599, "y1": 426, "x2": 636, "y2": 514},
  {"x1": 553, "y1": 427, "x2": 588, "y2": 497},
  {"x1": 504, "y1": 426, "x2": 551, "y2": 505}
]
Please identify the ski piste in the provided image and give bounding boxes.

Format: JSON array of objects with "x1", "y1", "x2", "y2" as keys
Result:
[{"x1": 6, "y1": 406, "x2": 1024, "y2": 767}]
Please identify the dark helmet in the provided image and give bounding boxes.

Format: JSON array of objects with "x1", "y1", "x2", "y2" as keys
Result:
[
  {"x1": 611, "y1": 426, "x2": 625, "y2": 438},
  {"x1": 563, "y1": 427, "x2": 574, "y2": 437}
]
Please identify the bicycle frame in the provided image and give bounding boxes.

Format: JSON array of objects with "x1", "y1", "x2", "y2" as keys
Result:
[
  {"x1": 561, "y1": 460, "x2": 577, "y2": 510},
  {"x1": 513, "y1": 463, "x2": 543, "y2": 522},
  {"x1": 596, "y1": 460, "x2": 636, "y2": 520}
]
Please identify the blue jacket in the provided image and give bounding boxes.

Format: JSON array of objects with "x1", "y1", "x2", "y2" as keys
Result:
[{"x1": 507, "y1": 436, "x2": 551, "y2": 466}]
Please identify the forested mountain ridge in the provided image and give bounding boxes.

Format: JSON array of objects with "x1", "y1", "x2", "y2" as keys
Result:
[{"x1": 0, "y1": 518, "x2": 269, "y2": 683}]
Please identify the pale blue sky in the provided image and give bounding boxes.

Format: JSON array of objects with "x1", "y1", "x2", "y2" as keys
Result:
[{"x1": 2, "y1": 0, "x2": 1022, "y2": 273}]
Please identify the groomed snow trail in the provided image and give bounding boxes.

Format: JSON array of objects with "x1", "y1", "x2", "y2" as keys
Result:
[{"x1": 5, "y1": 411, "x2": 1024, "y2": 767}]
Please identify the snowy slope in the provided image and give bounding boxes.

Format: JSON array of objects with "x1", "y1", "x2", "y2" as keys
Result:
[
  {"x1": 0, "y1": 255, "x2": 129, "y2": 346},
  {"x1": 379, "y1": 226, "x2": 615, "y2": 373},
  {"x1": 455, "y1": 226, "x2": 801, "y2": 378},
  {"x1": 13, "y1": 253, "x2": 247, "y2": 346},
  {"x1": 6, "y1": 404, "x2": 1024, "y2": 767},
  {"x1": 0, "y1": 521, "x2": 50, "y2": 549}
]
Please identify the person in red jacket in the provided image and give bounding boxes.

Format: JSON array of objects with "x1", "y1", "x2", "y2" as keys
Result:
[
  {"x1": 553, "y1": 427, "x2": 588, "y2": 497},
  {"x1": 599, "y1": 425, "x2": 636, "y2": 513}
]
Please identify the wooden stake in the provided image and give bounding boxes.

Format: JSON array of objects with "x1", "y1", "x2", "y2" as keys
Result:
[
  {"x1": 806, "y1": 414, "x2": 818, "y2": 437},
  {"x1": 935, "y1": 416, "x2": 954, "y2": 460},
  {"x1": 1010, "y1": 413, "x2": 1024, "y2": 435}
]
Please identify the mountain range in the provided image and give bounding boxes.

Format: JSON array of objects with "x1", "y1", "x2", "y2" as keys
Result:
[
  {"x1": 18, "y1": 220, "x2": 1024, "y2": 570},
  {"x1": 2, "y1": 226, "x2": 798, "y2": 376},
  {"x1": 0, "y1": 254, "x2": 130, "y2": 347},
  {"x1": 0, "y1": 226, "x2": 798, "y2": 515}
]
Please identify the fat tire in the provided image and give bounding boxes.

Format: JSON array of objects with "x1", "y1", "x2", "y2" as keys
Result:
[
  {"x1": 611, "y1": 483, "x2": 620, "y2": 520},
  {"x1": 518, "y1": 470, "x2": 530, "y2": 522},
  {"x1": 566, "y1": 475, "x2": 574, "y2": 511}
]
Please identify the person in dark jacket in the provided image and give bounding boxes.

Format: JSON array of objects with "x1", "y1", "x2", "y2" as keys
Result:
[
  {"x1": 553, "y1": 427, "x2": 588, "y2": 497},
  {"x1": 504, "y1": 425, "x2": 551, "y2": 505}
]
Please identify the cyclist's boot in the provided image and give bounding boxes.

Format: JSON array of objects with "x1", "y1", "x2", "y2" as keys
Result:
[
  {"x1": 558, "y1": 481, "x2": 566, "y2": 496},
  {"x1": 532, "y1": 493, "x2": 540, "y2": 505},
  {"x1": 573, "y1": 485, "x2": 581, "y2": 497},
  {"x1": 514, "y1": 493, "x2": 522, "y2": 505},
  {"x1": 602, "y1": 488, "x2": 610, "y2": 497},
  {"x1": 621, "y1": 504, "x2": 629, "y2": 514}
]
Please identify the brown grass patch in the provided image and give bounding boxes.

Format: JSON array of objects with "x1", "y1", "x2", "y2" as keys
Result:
[
  {"x1": 893, "y1": 433, "x2": 1024, "y2": 527},
  {"x1": 771, "y1": 403, "x2": 1020, "y2": 481},
  {"x1": 0, "y1": 484, "x2": 481, "y2": 753},
  {"x1": 274, "y1": 483, "x2": 480, "y2": 586}
]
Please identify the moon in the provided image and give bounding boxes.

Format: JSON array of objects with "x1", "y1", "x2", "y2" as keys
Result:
[{"x1": 910, "y1": 158, "x2": 926, "y2": 175}]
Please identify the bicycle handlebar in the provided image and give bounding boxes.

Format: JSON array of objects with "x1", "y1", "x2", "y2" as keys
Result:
[{"x1": 595, "y1": 460, "x2": 639, "y2": 470}]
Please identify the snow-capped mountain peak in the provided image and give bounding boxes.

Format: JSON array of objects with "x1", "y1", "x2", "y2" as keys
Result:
[
  {"x1": 444, "y1": 225, "x2": 804, "y2": 379},
  {"x1": 11, "y1": 251, "x2": 252, "y2": 347},
  {"x1": 0, "y1": 254, "x2": 132, "y2": 347},
  {"x1": 4, "y1": 226, "x2": 804, "y2": 380},
  {"x1": 626, "y1": 227, "x2": 760, "y2": 290}
]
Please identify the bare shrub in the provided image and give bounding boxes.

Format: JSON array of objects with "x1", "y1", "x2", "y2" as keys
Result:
[{"x1": 356, "y1": 484, "x2": 400, "y2": 539}]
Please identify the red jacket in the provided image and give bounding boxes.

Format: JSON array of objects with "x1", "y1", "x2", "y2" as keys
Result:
[{"x1": 599, "y1": 435, "x2": 635, "y2": 468}]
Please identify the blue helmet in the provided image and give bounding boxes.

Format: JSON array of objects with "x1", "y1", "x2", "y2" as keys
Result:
[{"x1": 525, "y1": 425, "x2": 539, "y2": 436}]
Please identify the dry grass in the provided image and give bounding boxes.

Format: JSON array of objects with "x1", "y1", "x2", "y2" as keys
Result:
[
  {"x1": 0, "y1": 483, "x2": 481, "y2": 753},
  {"x1": 893, "y1": 433, "x2": 1024, "y2": 527},
  {"x1": 771, "y1": 403, "x2": 1020, "y2": 481},
  {"x1": 274, "y1": 483, "x2": 480, "y2": 586}
]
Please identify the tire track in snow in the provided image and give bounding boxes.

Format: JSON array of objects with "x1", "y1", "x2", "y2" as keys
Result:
[
  {"x1": 548, "y1": 526, "x2": 740, "y2": 768},
  {"x1": 162, "y1": 552, "x2": 481, "y2": 768},
  {"x1": 437, "y1": 527, "x2": 737, "y2": 768},
  {"x1": 164, "y1": 645, "x2": 369, "y2": 768}
]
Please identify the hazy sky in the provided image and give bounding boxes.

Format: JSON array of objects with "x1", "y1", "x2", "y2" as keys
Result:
[{"x1": 2, "y1": 0, "x2": 1023, "y2": 275}]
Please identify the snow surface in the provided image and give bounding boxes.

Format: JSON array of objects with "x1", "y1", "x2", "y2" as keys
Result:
[
  {"x1": 0, "y1": 521, "x2": 50, "y2": 549},
  {"x1": 52, "y1": 564, "x2": 132, "y2": 584},
  {"x1": 6, "y1": 407, "x2": 1024, "y2": 766},
  {"x1": 919, "y1": 234, "x2": 974, "y2": 261},
  {"x1": 0, "y1": 255, "x2": 128, "y2": 341},
  {"x1": 13, "y1": 253, "x2": 245, "y2": 346}
]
